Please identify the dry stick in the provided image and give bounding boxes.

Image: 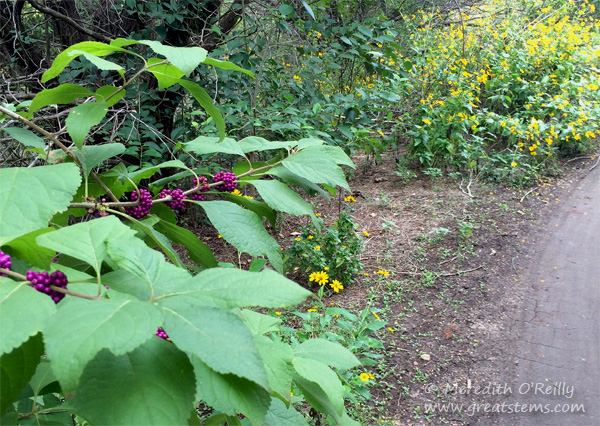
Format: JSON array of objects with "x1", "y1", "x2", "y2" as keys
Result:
[
  {"x1": 394, "y1": 265, "x2": 483, "y2": 277},
  {"x1": 519, "y1": 187, "x2": 537, "y2": 203},
  {"x1": 589, "y1": 155, "x2": 599, "y2": 171},
  {"x1": 0, "y1": 268, "x2": 105, "y2": 301}
]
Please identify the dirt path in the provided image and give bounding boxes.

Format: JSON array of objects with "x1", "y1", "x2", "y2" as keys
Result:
[{"x1": 498, "y1": 165, "x2": 600, "y2": 425}]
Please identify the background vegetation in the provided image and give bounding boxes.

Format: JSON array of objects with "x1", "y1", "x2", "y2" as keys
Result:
[{"x1": 1, "y1": 0, "x2": 599, "y2": 424}]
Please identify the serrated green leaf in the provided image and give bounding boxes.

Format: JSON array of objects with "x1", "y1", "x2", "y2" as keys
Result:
[
  {"x1": 294, "y1": 339, "x2": 360, "y2": 371},
  {"x1": 0, "y1": 163, "x2": 81, "y2": 246},
  {"x1": 190, "y1": 355, "x2": 271, "y2": 425},
  {"x1": 43, "y1": 298, "x2": 163, "y2": 392},
  {"x1": 0, "y1": 334, "x2": 44, "y2": 415},
  {"x1": 293, "y1": 375, "x2": 358, "y2": 425},
  {"x1": 204, "y1": 58, "x2": 255, "y2": 78},
  {"x1": 36, "y1": 215, "x2": 136, "y2": 277},
  {"x1": 2, "y1": 127, "x2": 45, "y2": 148},
  {"x1": 184, "y1": 136, "x2": 244, "y2": 156},
  {"x1": 240, "y1": 310, "x2": 281, "y2": 336},
  {"x1": 182, "y1": 268, "x2": 311, "y2": 309},
  {"x1": 42, "y1": 42, "x2": 131, "y2": 83},
  {"x1": 126, "y1": 217, "x2": 184, "y2": 267},
  {"x1": 254, "y1": 336, "x2": 294, "y2": 397},
  {"x1": 191, "y1": 201, "x2": 282, "y2": 272},
  {"x1": 94, "y1": 85, "x2": 125, "y2": 107},
  {"x1": 29, "y1": 84, "x2": 95, "y2": 114},
  {"x1": 161, "y1": 298, "x2": 269, "y2": 390},
  {"x1": 250, "y1": 180, "x2": 315, "y2": 220},
  {"x1": 72, "y1": 142, "x2": 125, "y2": 175},
  {"x1": 65, "y1": 102, "x2": 109, "y2": 149},
  {"x1": 2, "y1": 228, "x2": 55, "y2": 269},
  {"x1": 0, "y1": 283, "x2": 56, "y2": 355},
  {"x1": 292, "y1": 357, "x2": 344, "y2": 415},
  {"x1": 146, "y1": 58, "x2": 184, "y2": 90},
  {"x1": 236, "y1": 136, "x2": 295, "y2": 153},
  {"x1": 72, "y1": 338, "x2": 195, "y2": 426},
  {"x1": 222, "y1": 193, "x2": 277, "y2": 227},
  {"x1": 138, "y1": 40, "x2": 207, "y2": 76},
  {"x1": 106, "y1": 236, "x2": 193, "y2": 300},
  {"x1": 177, "y1": 80, "x2": 225, "y2": 139},
  {"x1": 153, "y1": 219, "x2": 218, "y2": 268},
  {"x1": 267, "y1": 166, "x2": 330, "y2": 199},
  {"x1": 264, "y1": 397, "x2": 309, "y2": 426},
  {"x1": 74, "y1": 51, "x2": 124, "y2": 76},
  {"x1": 281, "y1": 149, "x2": 350, "y2": 191}
]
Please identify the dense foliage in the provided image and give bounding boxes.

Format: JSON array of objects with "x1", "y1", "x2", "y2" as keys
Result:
[{"x1": 1, "y1": 0, "x2": 599, "y2": 425}]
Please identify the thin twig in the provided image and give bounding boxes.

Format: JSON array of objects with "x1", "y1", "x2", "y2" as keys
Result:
[
  {"x1": 589, "y1": 155, "x2": 599, "y2": 171},
  {"x1": 519, "y1": 187, "x2": 536, "y2": 203}
]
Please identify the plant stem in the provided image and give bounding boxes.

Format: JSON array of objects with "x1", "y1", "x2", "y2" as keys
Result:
[{"x1": 0, "y1": 268, "x2": 105, "y2": 300}]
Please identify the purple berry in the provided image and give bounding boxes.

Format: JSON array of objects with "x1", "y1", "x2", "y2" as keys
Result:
[
  {"x1": 0, "y1": 250, "x2": 12, "y2": 276},
  {"x1": 159, "y1": 188, "x2": 187, "y2": 210},
  {"x1": 125, "y1": 189, "x2": 153, "y2": 219},
  {"x1": 27, "y1": 270, "x2": 69, "y2": 303},
  {"x1": 156, "y1": 327, "x2": 170, "y2": 340},
  {"x1": 191, "y1": 176, "x2": 209, "y2": 201},
  {"x1": 213, "y1": 171, "x2": 237, "y2": 192}
]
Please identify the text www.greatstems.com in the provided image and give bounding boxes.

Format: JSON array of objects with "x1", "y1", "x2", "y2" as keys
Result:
[{"x1": 423, "y1": 402, "x2": 585, "y2": 417}]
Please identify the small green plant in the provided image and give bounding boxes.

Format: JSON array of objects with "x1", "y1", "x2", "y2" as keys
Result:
[
  {"x1": 284, "y1": 211, "x2": 364, "y2": 287},
  {"x1": 393, "y1": 163, "x2": 418, "y2": 184}
]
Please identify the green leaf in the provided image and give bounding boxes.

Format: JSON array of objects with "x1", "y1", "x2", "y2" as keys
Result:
[
  {"x1": 2, "y1": 228, "x2": 55, "y2": 269},
  {"x1": 254, "y1": 336, "x2": 294, "y2": 397},
  {"x1": 177, "y1": 80, "x2": 225, "y2": 139},
  {"x1": 42, "y1": 42, "x2": 131, "y2": 83},
  {"x1": 279, "y1": 4, "x2": 294, "y2": 15},
  {"x1": 36, "y1": 215, "x2": 136, "y2": 277},
  {"x1": 161, "y1": 297, "x2": 269, "y2": 390},
  {"x1": 0, "y1": 164, "x2": 81, "y2": 246},
  {"x1": 183, "y1": 268, "x2": 311, "y2": 309},
  {"x1": 65, "y1": 102, "x2": 109, "y2": 149},
  {"x1": 184, "y1": 136, "x2": 244, "y2": 157},
  {"x1": 0, "y1": 283, "x2": 56, "y2": 355},
  {"x1": 146, "y1": 58, "x2": 185, "y2": 90},
  {"x1": 72, "y1": 339, "x2": 195, "y2": 426},
  {"x1": 294, "y1": 339, "x2": 360, "y2": 371},
  {"x1": 300, "y1": 0, "x2": 316, "y2": 20},
  {"x1": 281, "y1": 148, "x2": 350, "y2": 191},
  {"x1": 0, "y1": 334, "x2": 44, "y2": 415},
  {"x1": 264, "y1": 397, "x2": 309, "y2": 426},
  {"x1": 250, "y1": 180, "x2": 316, "y2": 219},
  {"x1": 236, "y1": 136, "x2": 295, "y2": 153},
  {"x1": 2, "y1": 127, "x2": 45, "y2": 149},
  {"x1": 292, "y1": 357, "x2": 344, "y2": 415},
  {"x1": 126, "y1": 216, "x2": 184, "y2": 268},
  {"x1": 138, "y1": 40, "x2": 207, "y2": 76},
  {"x1": 106, "y1": 236, "x2": 193, "y2": 300},
  {"x1": 268, "y1": 166, "x2": 330, "y2": 199},
  {"x1": 94, "y1": 85, "x2": 125, "y2": 107},
  {"x1": 293, "y1": 375, "x2": 359, "y2": 425},
  {"x1": 153, "y1": 219, "x2": 218, "y2": 268},
  {"x1": 73, "y1": 142, "x2": 125, "y2": 175},
  {"x1": 190, "y1": 356, "x2": 271, "y2": 425},
  {"x1": 222, "y1": 193, "x2": 277, "y2": 228},
  {"x1": 204, "y1": 58, "x2": 255, "y2": 78},
  {"x1": 241, "y1": 310, "x2": 281, "y2": 336},
  {"x1": 28, "y1": 360, "x2": 59, "y2": 398},
  {"x1": 73, "y1": 50, "x2": 125, "y2": 76},
  {"x1": 29, "y1": 84, "x2": 95, "y2": 114},
  {"x1": 191, "y1": 201, "x2": 282, "y2": 272},
  {"x1": 43, "y1": 298, "x2": 163, "y2": 392}
]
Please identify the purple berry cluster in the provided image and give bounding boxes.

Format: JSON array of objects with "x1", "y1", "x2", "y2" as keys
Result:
[
  {"x1": 0, "y1": 250, "x2": 12, "y2": 276},
  {"x1": 125, "y1": 189, "x2": 153, "y2": 219},
  {"x1": 213, "y1": 171, "x2": 237, "y2": 192},
  {"x1": 27, "y1": 270, "x2": 68, "y2": 303},
  {"x1": 156, "y1": 327, "x2": 169, "y2": 340},
  {"x1": 159, "y1": 188, "x2": 187, "y2": 210},
  {"x1": 191, "y1": 176, "x2": 209, "y2": 201}
]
